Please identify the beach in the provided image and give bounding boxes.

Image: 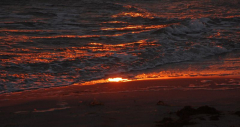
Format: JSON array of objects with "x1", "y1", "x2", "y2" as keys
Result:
[
  {"x1": 1, "y1": 76, "x2": 240, "y2": 127},
  {"x1": 1, "y1": 0, "x2": 240, "y2": 126}
]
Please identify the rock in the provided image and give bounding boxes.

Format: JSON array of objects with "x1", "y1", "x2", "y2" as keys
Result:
[
  {"x1": 234, "y1": 111, "x2": 240, "y2": 117},
  {"x1": 157, "y1": 101, "x2": 169, "y2": 106},
  {"x1": 176, "y1": 106, "x2": 197, "y2": 118},
  {"x1": 89, "y1": 99, "x2": 103, "y2": 106},
  {"x1": 157, "y1": 105, "x2": 220, "y2": 127},
  {"x1": 197, "y1": 105, "x2": 219, "y2": 115},
  {"x1": 177, "y1": 105, "x2": 220, "y2": 118}
]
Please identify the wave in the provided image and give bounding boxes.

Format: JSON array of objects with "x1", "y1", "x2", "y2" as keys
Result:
[{"x1": 0, "y1": 0, "x2": 240, "y2": 93}]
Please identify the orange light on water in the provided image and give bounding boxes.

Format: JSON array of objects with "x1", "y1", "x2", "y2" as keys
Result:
[
  {"x1": 108, "y1": 77, "x2": 129, "y2": 82},
  {"x1": 101, "y1": 24, "x2": 167, "y2": 31},
  {"x1": 112, "y1": 12, "x2": 154, "y2": 19}
]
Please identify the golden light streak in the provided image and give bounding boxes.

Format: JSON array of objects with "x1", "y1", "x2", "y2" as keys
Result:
[
  {"x1": 112, "y1": 12, "x2": 155, "y2": 19},
  {"x1": 108, "y1": 77, "x2": 130, "y2": 82},
  {"x1": 101, "y1": 21, "x2": 128, "y2": 24},
  {"x1": 0, "y1": 38, "x2": 159, "y2": 66},
  {"x1": 73, "y1": 77, "x2": 132, "y2": 86},
  {"x1": 101, "y1": 25, "x2": 168, "y2": 31}
]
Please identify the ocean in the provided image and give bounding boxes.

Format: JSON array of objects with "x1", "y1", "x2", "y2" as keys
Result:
[{"x1": 0, "y1": 0, "x2": 239, "y2": 93}]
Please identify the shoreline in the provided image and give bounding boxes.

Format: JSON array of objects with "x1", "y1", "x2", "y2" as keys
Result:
[{"x1": 1, "y1": 76, "x2": 240, "y2": 126}]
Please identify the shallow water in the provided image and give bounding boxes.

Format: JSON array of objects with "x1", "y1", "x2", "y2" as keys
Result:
[{"x1": 0, "y1": 0, "x2": 240, "y2": 93}]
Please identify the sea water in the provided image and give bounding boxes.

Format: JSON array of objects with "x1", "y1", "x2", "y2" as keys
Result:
[{"x1": 0, "y1": 0, "x2": 239, "y2": 93}]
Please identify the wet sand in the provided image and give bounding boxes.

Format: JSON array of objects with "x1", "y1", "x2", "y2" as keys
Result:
[{"x1": 0, "y1": 76, "x2": 240, "y2": 127}]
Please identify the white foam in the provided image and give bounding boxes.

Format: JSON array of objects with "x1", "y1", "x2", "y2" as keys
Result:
[{"x1": 165, "y1": 19, "x2": 207, "y2": 36}]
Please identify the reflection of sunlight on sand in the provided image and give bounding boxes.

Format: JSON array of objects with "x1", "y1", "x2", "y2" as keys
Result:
[
  {"x1": 74, "y1": 77, "x2": 131, "y2": 86},
  {"x1": 108, "y1": 77, "x2": 130, "y2": 82}
]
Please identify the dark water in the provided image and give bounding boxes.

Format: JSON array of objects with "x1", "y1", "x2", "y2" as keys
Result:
[{"x1": 0, "y1": 0, "x2": 240, "y2": 93}]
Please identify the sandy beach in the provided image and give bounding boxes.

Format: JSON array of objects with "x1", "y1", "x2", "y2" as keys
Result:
[{"x1": 1, "y1": 76, "x2": 240, "y2": 127}]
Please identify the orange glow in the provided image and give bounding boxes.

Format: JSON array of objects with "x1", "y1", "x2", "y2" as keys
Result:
[
  {"x1": 0, "y1": 29, "x2": 54, "y2": 33},
  {"x1": 112, "y1": 12, "x2": 155, "y2": 19},
  {"x1": 0, "y1": 28, "x2": 160, "y2": 43},
  {"x1": 133, "y1": 56, "x2": 240, "y2": 79},
  {"x1": 101, "y1": 24, "x2": 168, "y2": 31},
  {"x1": 101, "y1": 21, "x2": 128, "y2": 24},
  {"x1": 73, "y1": 77, "x2": 132, "y2": 85},
  {"x1": 72, "y1": 53, "x2": 240, "y2": 86},
  {"x1": 0, "y1": 39, "x2": 159, "y2": 66},
  {"x1": 108, "y1": 77, "x2": 129, "y2": 82}
]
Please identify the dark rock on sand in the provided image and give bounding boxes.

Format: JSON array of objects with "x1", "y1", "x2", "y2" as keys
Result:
[
  {"x1": 234, "y1": 111, "x2": 240, "y2": 117},
  {"x1": 176, "y1": 105, "x2": 220, "y2": 118},
  {"x1": 157, "y1": 105, "x2": 220, "y2": 126},
  {"x1": 89, "y1": 99, "x2": 104, "y2": 106},
  {"x1": 157, "y1": 101, "x2": 169, "y2": 106},
  {"x1": 176, "y1": 106, "x2": 197, "y2": 118},
  {"x1": 197, "y1": 105, "x2": 219, "y2": 115}
]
